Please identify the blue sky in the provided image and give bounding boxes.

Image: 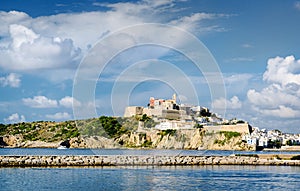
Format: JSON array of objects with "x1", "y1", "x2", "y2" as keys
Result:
[{"x1": 1, "y1": 0, "x2": 300, "y2": 133}]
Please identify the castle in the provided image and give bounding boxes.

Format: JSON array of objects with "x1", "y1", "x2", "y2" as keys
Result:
[
  {"x1": 123, "y1": 94, "x2": 250, "y2": 133},
  {"x1": 124, "y1": 94, "x2": 188, "y2": 121}
]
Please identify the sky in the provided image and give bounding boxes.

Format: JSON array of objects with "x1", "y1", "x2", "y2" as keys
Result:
[{"x1": 1, "y1": 0, "x2": 300, "y2": 133}]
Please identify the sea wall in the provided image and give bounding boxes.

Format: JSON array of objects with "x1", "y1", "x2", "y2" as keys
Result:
[{"x1": 0, "y1": 155, "x2": 299, "y2": 167}]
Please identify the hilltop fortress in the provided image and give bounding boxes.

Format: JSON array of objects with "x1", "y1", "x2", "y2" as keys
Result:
[
  {"x1": 124, "y1": 94, "x2": 185, "y2": 121},
  {"x1": 124, "y1": 94, "x2": 251, "y2": 134}
]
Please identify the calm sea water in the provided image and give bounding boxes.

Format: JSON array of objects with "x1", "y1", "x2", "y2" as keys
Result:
[
  {"x1": 1, "y1": 149, "x2": 300, "y2": 190},
  {"x1": 0, "y1": 166, "x2": 299, "y2": 191}
]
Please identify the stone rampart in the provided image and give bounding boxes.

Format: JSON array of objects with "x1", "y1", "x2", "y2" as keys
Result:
[
  {"x1": 204, "y1": 123, "x2": 250, "y2": 134},
  {"x1": 0, "y1": 155, "x2": 299, "y2": 167}
]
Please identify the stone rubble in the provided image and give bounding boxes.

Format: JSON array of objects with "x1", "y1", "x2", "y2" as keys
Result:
[{"x1": 0, "y1": 155, "x2": 299, "y2": 167}]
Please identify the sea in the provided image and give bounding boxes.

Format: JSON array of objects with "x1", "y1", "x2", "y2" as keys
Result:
[{"x1": 1, "y1": 148, "x2": 300, "y2": 191}]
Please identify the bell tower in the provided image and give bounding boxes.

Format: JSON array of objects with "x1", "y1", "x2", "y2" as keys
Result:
[{"x1": 172, "y1": 93, "x2": 177, "y2": 103}]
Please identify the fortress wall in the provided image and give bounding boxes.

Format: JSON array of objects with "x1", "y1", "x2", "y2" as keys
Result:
[
  {"x1": 124, "y1": 106, "x2": 144, "y2": 117},
  {"x1": 204, "y1": 124, "x2": 250, "y2": 134}
]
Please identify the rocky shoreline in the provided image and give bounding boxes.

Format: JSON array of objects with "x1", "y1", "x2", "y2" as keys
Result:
[{"x1": 0, "y1": 154, "x2": 300, "y2": 167}]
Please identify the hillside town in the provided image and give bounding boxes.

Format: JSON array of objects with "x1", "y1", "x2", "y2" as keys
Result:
[
  {"x1": 243, "y1": 127, "x2": 300, "y2": 150},
  {"x1": 124, "y1": 94, "x2": 300, "y2": 150}
]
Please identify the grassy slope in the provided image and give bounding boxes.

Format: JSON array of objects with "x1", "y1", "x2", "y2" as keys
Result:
[{"x1": 0, "y1": 121, "x2": 79, "y2": 142}]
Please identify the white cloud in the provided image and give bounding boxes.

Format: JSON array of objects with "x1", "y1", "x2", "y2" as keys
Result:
[
  {"x1": 263, "y1": 55, "x2": 300, "y2": 86},
  {"x1": 0, "y1": 73, "x2": 21, "y2": 87},
  {"x1": 4, "y1": 113, "x2": 26, "y2": 124},
  {"x1": 22, "y1": 95, "x2": 82, "y2": 109},
  {"x1": 0, "y1": 11, "x2": 30, "y2": 35},
  {"x1": 10, "y1": 24, "x2": 39, "y2": 49},
  {"x1": 169, "y1": 12, "x2": 230, "y2": 32},
  {"x1": 246, "y1": 55, "x2": 300, "y2": 119},
  {"x1": 253, "y1": 105, "x2": 299, "y2": 118},
  {"x1": 0, "y1": 0, "x2": 230, "y2": 77},
  {"x1": 45, "y1": 112, "x2": 71, "y2": 120},
  {"x1": 22, "y1": 96, "x2": 58, "y2": 108},
  {"x1": 247, "y1": 84, "x2": 300, "y2": 109},
  {"x1": 0, "y1": 24, "x2": 81, "y2": 71},
  {"x1": 101, "y1": 0, "x2": 176, "y2": 17},
  {"x1": 212, "y1": 96, "x2": 242, "y2": 109},
  {"x1": 59, "y1": 96, "x2": 81, "y2": 108},
  {"x1": 170, "y1": 12, "x2": 217, "y2": 25}
]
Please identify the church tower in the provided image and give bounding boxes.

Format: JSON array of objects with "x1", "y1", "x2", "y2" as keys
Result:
[{"x1": 172, "y1": 93, "x2": 177, "y2": 103}]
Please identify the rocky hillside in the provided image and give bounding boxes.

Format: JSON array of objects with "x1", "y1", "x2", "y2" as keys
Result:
[
  {"x1": 0, "y1": 116, "x2": 253, "y2": 150},
  {"x1": 116, "y1": 129, "x2": 253, "y2": 150},
  {"x1": 0, "y1": 120, "x2": 79, "y2": 147}
]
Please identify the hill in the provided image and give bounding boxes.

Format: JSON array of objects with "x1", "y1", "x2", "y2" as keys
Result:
[{"x1": 0, "y1": 116, "x2": 253, "y2": 150}]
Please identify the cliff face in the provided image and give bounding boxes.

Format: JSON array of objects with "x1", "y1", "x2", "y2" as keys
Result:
[
  {"x1": 1, "y1": 129, "x2": 253, "y2": 150},
  {"x1": 201, "y1": 131, "x2": 253, "y2": 150},
  {"x1": 116, "y1": 129, "x2": 253, "y2": 150},
  {"x1": 0, "y1": 135, "x2": 60, "y2": 148},
  {"x1": 2, "y1": 135, "x2": 24, "y2": 147},
  {"x1": 73, "y1": 136, "x2": 120, "y2": 149}
]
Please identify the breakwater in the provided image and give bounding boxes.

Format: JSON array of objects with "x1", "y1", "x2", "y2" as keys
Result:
[{"x1": 0, "y1": 155, "x2": 300, "y2": 167}]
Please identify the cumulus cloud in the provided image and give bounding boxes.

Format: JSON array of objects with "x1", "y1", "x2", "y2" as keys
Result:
[
  {"x1": 59, "y1": 96, "x2": 81, "y2": 108},
  {"x1": 0, "y1": 0, "x2": 229, "y2": 77},
  {"x1": 0, "y1": 24, "x2": 81, "y2": 71},
  {"x1": 247, "y1": 84, "x2": 300, "y2": 108},
  {"x1": 22, "y1": 95, "x2": 82, "y2": 109},
  {"x1": 45, "y1": 112, "x2": 71, "y2": 120},
  {"x1": 0, "y1": 11, "x2": 30, "y2": 34},
  {"x1": 212, "y1": 96, "x2": 242, "y2": 109},
  {"x1": 0, "y1": 5, "x2": 146, "y2": 74},
  {"x1": 22, "y1": 96, "x2": 58, "y2": 108},
  {"x1": 247, "y1": 55, "x2": 300, "y2": 118},
  {"x1": 4, "y1": 113, "x2": 26, "y2": 124},
  {"x1": 0, "y1": 73, "x2": 21, "y2": 87},
  {"x1": 263, "y1": 55, "x2": 300, "y2": 86}
]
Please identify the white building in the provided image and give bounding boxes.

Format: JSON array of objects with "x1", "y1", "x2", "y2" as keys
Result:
[{"x1": 154, "y1": 120, "x2": 195, "y2": 130}]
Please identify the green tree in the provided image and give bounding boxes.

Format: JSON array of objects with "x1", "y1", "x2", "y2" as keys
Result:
[
  {"x1": 140, "y1": 114, "x2": 150, "y2": 122},
  {"x1": 98, "y1": 116, "x2": 125, "y2": 138},
  {"x1": 200, "y1": 109, "x2": 211, "y2": 117},
  {"x1": 0, "y1": 124, "x2": 7, "y2": 135}
]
